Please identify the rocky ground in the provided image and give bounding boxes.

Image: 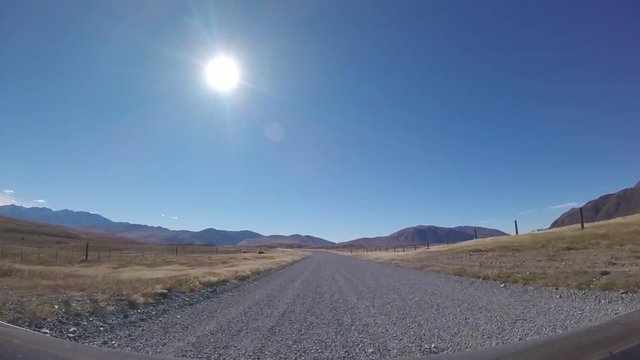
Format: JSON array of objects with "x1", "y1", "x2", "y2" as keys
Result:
[{"x1": 12, "y1": 252, "x2": 640, "y2": 359}]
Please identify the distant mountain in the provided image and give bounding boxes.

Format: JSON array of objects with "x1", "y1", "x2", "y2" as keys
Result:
[
  {"x1": 0, "y1": 205, "x2": 262, "y2": 246},
  {"x1": 550, "y1": 181, "x2": 640, "y2": 228},
  {"x1": 452, "y1": 226, "x2": 508, "y2": 239},
  {"x1": 238, "y1": 234, "x2": 334, "y2": 247},
  {"x1": 339, "y1": 225, "x2": 508, "y2": 247},
  {"x1": 0, "y1": 215, "x2": 133, "y2": 245}
]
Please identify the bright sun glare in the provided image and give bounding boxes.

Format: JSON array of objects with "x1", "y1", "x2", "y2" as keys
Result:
[{"x1": 204, "y1": 55, "x2": 241, "y2": 93}]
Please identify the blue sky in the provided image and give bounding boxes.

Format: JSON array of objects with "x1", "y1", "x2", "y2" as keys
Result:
[{"x1": 1, "y1": 0, "x2": 639, "y2": 241}]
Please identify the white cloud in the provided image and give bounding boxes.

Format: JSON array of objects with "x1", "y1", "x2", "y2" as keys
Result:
[
  {"x1": 161, "y1": 214, "x2": 166, "y2": 217},
  {"x1": 2, "y1": 189, "x2": 14, "y2": 195},
  {"x1": 33, "y1": 199, "x2": 46, "y2": 204},
  {"x1": 549, "y1": 202, "x2": 579, "y2": 209},
  {"x1": 0, "y1": 195, "x2": 16, "y2": 206},
  {"x1": 518, "y1": 210, "x2": 536, "y2": 215},
  {"x1": 171, "y1": 216, "x2": 179, "y2": 220}
]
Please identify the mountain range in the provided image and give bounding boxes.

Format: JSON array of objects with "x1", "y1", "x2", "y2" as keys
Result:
[
  {"x1": 0, "y1": 204, "x2": 508, "y2": 247},
  {"x1": 338, "y1": 225, "x2": 508, "y2": 247},
  {"x1": 238, "y1": 234, "x2": 334, "y2": 247},
  {"x1": 550, "y1": 181, "x2": 640, "y2": 228},
  {"x1": 0, "y1": 205, "x2": 261, "y2": 246}
]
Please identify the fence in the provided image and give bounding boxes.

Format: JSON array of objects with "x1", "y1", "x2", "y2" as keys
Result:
[
  {"x1": 0, "y1": 243, "x2": 239, "y2": 266},
  {"x1": 332, "y1": 244, "x2": 431, "y2": 254}
]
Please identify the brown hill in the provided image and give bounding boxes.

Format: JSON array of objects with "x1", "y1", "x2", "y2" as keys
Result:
[
  {"x1": 0, "y1": 205, "x2": 262, "y2": 246},
  {"x1": 339, "y1": 225, "x2": 507, "y2": 247},
  {"x1": 550, "y1": 181, "x2": 640, "y2": 228},
  {"x1": 238, "y1": 234, "x2": 334, "y2": 247},
  {"x1": 0, "y1": 215, "x2": 134, "y2": 248}
]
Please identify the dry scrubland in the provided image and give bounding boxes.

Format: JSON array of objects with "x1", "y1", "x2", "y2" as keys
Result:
[
  {"x1": 0, "y1": 216, "x2": 307, "y2": 325},
  {"x1": 349, "y1": 214, "x2": 640, "y2": 292}
]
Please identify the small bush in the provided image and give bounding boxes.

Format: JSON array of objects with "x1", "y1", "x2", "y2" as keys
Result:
[
  {"x1": 125, "y1": 294, "x2": 145, "y2": 309},
  {"x1": 23, "y1": 301, "x2": 54, "y2": 322}
]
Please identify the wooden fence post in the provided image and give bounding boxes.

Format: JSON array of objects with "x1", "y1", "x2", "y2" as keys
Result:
[
  {"x1": 85, "y1": 243, "x2": 89, "y2": 262},
  {"x1": 579, "y1": 207, "x2": 585, "y2": 229},
  {"x1": 515, "y1": 220, "x2": 519, "y2": 235}
]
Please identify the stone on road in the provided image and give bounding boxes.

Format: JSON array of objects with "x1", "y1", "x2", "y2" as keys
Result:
[{"x1": 101, "y1": 252, "x2": 640, "y2": 359}]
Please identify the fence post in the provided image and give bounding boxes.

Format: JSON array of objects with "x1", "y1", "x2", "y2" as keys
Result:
[
  {"x1": 515, "y1": 220, "x2": 519, "y2": 235},
  {"x1": 474, "y1": 228, "x2": 478, "y2": 239},
  {"x1": 85, "y1": 243, "x2": 89, "y2": 262},
  {"x1": 579, "y1": 207, "x2": 585, "y2": 229}
]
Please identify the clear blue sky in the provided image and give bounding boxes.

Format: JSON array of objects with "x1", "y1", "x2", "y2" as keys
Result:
[{"x1": 1, "y1": 1, "x2": 639, "y2": 241}]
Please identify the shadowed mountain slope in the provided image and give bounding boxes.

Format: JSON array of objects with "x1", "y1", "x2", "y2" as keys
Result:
[{"x1": 550, "y1": 181, "x2": 640, "y2": 228}]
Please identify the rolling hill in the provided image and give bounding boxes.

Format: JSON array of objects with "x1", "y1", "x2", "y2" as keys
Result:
[
  {"x1": 0, "y1": 215, "x2": 134, "y2": 248},
  {"x1": 238, "y1": 234, "x2": 334, "y2": 247},
  {"x1": 339, "y1": 225, "x2": 508, "y2": 247},
  {"x1": 0, "y1": 205, "x2": 262, "y2": 246},
  {"x1": 550, "y1": 181, "x2": 640, "y2": 228}
]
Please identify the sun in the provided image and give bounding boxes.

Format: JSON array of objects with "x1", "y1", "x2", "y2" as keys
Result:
[{"x1": 204, "y1": 55, "x2": 241, "y2": 93}]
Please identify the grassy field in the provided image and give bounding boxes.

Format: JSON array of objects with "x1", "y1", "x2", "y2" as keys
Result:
[
  {"x1": 347, "y1": 214, "x2": 640, "y2": 292},
  {"x1": 0, "y1": 216, "x2": 307, "y2": 324}
]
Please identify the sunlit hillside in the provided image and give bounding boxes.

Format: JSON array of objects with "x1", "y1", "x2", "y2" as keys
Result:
[{"x1": 352, "y1": 214, "x2": 640, "y2": 292}]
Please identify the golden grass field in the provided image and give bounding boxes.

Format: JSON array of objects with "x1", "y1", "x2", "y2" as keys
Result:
[
  {"x1": 344, "y1": 214, "x2": 640, "y2": 292},
  {"x1": 0, "y1": 216, "x2": 307, "y2": 324}
]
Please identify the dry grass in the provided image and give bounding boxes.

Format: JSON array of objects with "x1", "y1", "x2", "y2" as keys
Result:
[
  {"x1": 0, "y1": 250, "x2": 307, "y2": 323},
  {"x1": 0, "y1": 216, "x2": 308, "y2": 323},
  {"x1": 347, "y1": 214, "x2": 640, "y2": 292}
]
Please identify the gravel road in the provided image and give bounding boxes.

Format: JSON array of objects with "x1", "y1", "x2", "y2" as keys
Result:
[{"x1": 86, "y1": 252, "x2": 640, "y2": 359}]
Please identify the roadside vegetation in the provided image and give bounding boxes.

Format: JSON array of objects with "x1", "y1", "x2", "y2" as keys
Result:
[
  {"x1": 347, "y1": 214, "x2": 640, "y2": 293},
  {"x1": 0, "y1": 216, "x2": 307, "y2": 325}
]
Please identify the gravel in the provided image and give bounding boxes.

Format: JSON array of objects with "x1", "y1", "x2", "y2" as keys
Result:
[{"x1": 74, "y1": 252, "x2": 640, "y2": 359}]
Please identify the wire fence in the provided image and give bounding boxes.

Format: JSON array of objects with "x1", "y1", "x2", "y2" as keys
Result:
[
  {"x1": 331, "y1": 244, "x2": 431, "y2": 254},
  {"x1": 0, "y1": 243, "x2": 240, "y2": 266}
]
